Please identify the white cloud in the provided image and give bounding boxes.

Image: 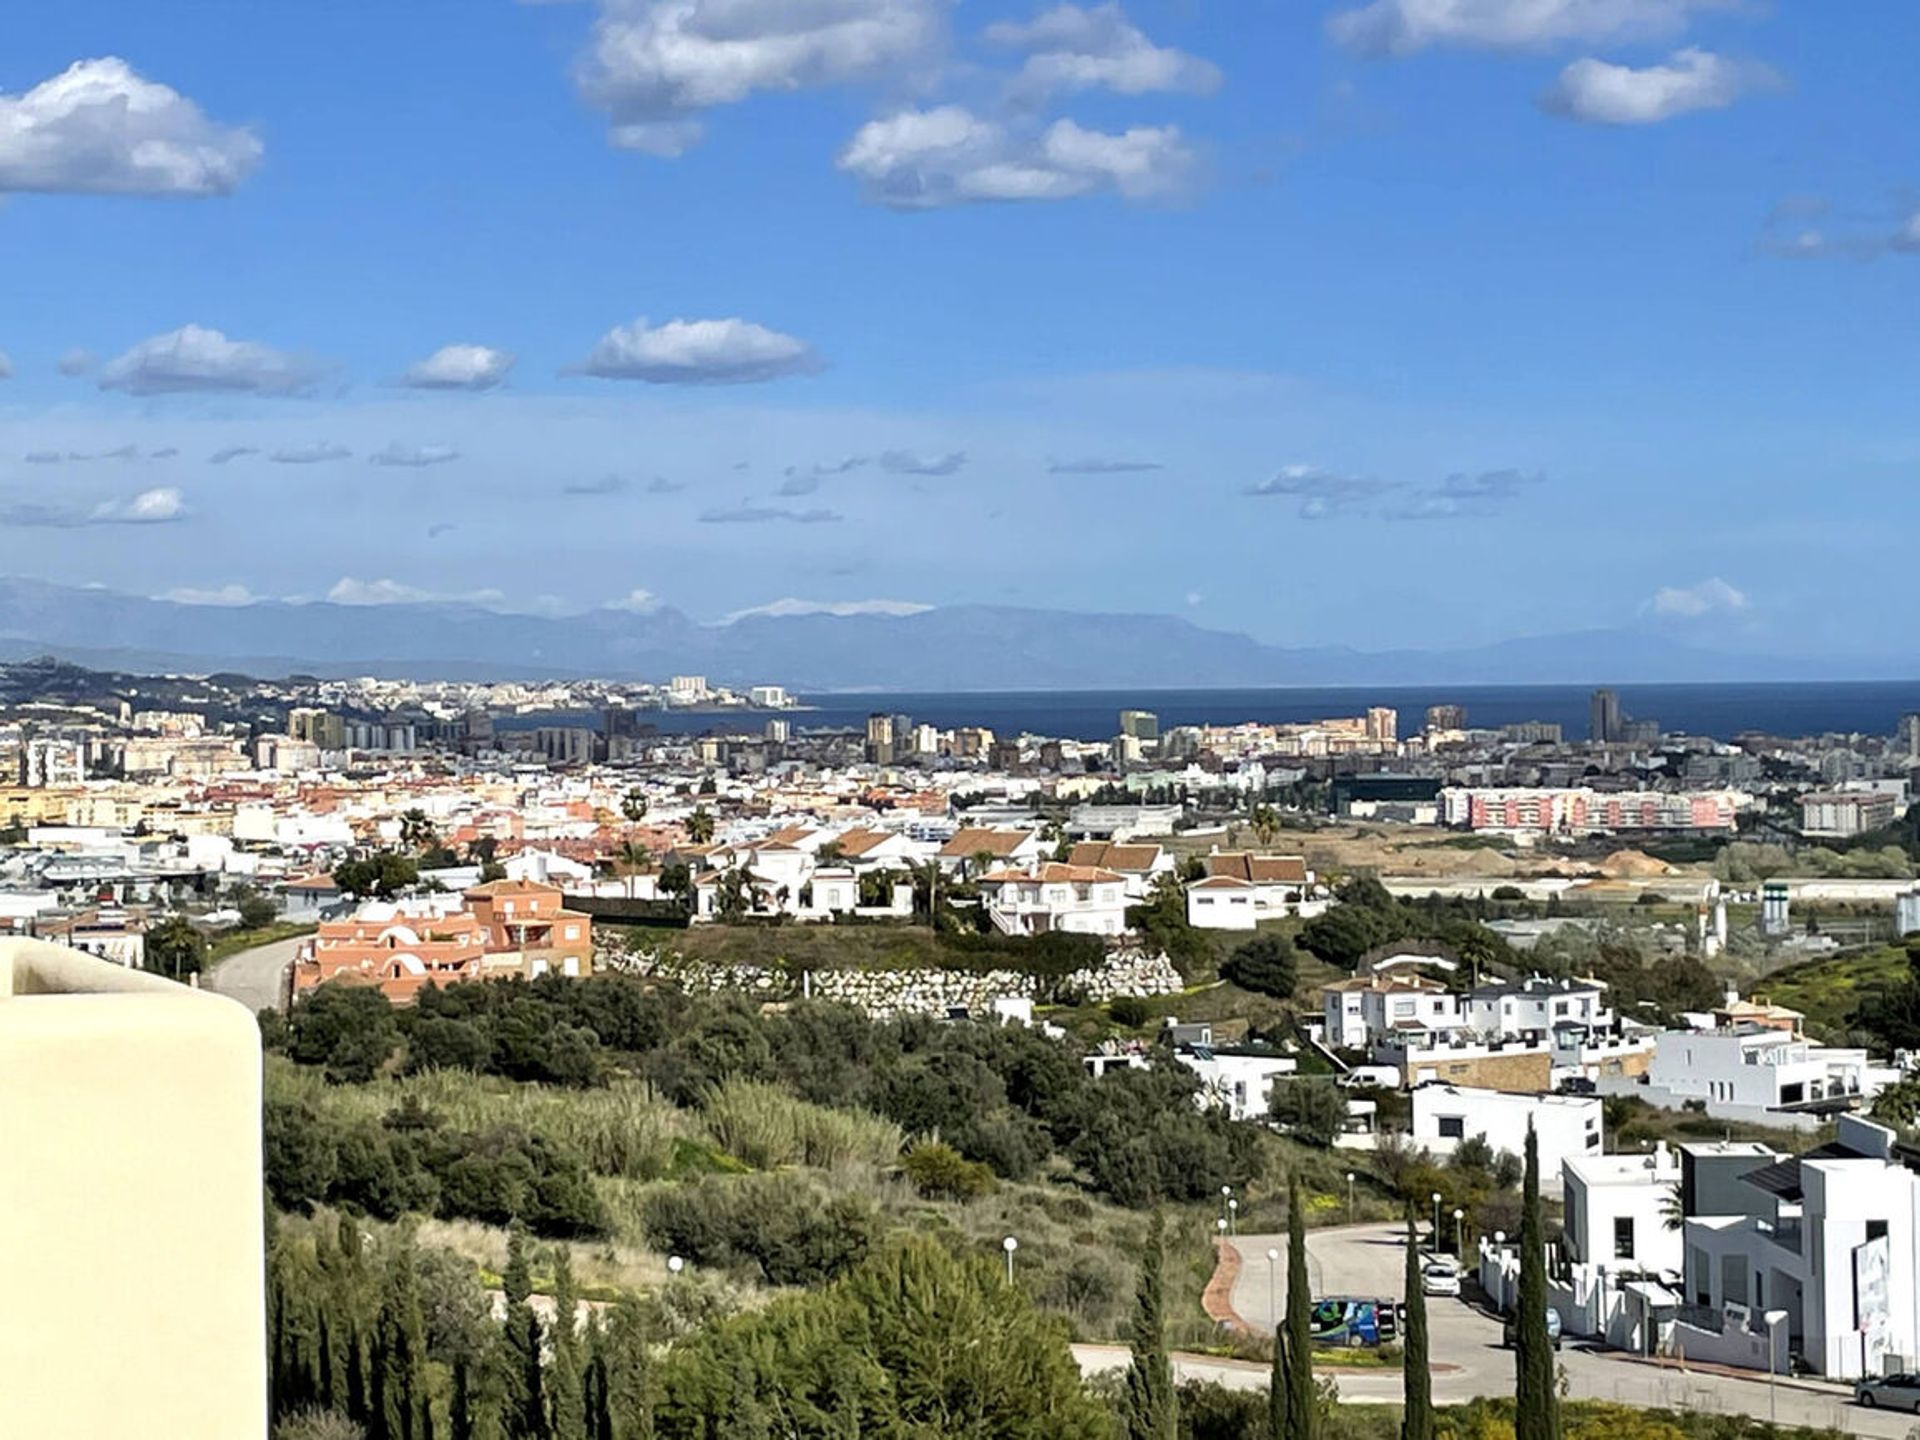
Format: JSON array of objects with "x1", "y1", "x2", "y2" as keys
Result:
[
  {"x1": 1541, "y1": 49, "x2": 1774, "y2": 125},
  {"x1": 99, "y1": 324, "x2": 323, "y2": 397},
  {"x1": 57, "y1": 347, "x2": 96, "y2": 376},
  {"x1": 606, "y1": 587, "x2": 662, "y2": 612},
  {"x1": 572, "y1": 316, "x2": 822, "y2": 384},
  {"x1": 1048, "y1": 456, "x2": 1162, "y2": 473},
  {"x1": 839, "y1": 106, "x2": 1195, "y2": 209},
  {"x1": 698, "y1": 503, "x2": 842, "y2": 524},
  {"x1": 1650, "y1": 576, "x2": 1747, "y2": 617},
  {"x1": 270, "y1": 442, "x2": 352, "y2": 464},
  {"x1": 1382, "y1": 467, "x2": 1543, "y2": 520},
  {"x1": 368, "y1": 442, "x2": 461, "y2": 467},
  {"x1": 985, "y1": 3, "x2": 1221, "y2": 101},
  {"x1": 0, "y1": 57, "x2": 262, "y2": 196},
  {"x1": 163, "y1": 583, "x2": 257, "y2": 607},
  {"x1": 326, "y1": 577, "x2": 507, "y2": 607},
  {"x1": 23, "y1": 450, "x2": 62, "y2": 464},
  {"x1": 208, "y1": 445, "x2": 259, "y2": 464},
  {"x1": 720, "y1": 596, "x2": 934, "y2": 622},
  {"x1": 577, "y1": 0, "x2": 944, "y2": 157},
  {"x1": 1328, "y1": 0, "x2": 1727, "y2": 57},
  {"x1": 89, "y1": 486, "x2": 185, "y2": 524},
  {"x1": 1244, "y1": 463, "x2": 1394, "y2": 518},
  {"x1": 401, "y1": 343, "x2": 515, "y2": 391},
  {"x1": 880, "y1": 449, "x2": 966, "y2": 476}
]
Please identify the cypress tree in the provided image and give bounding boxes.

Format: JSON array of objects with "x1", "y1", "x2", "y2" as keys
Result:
[
  {"x1": 269, "y1": 1267, "x2": 288, "y2": 1422},
  {"x1": 1515, "y1": 1126, "x2": 1561, "y2": 1440},
  {"x1": 451, "y1": 1352, "x2": 474, "y2": 1440},
  {"x1": 1401, "y1": 1210, "x2": 1432, "y2": 1440},
  {"x1": 1267, "y1": 1315, "x2": 1289, "y2": 1440},
  {"x1": 318, "y1": 1308, "x2": 337, "y2": 1413},
  {"x1": 347, "y1": 1324, "x2": 369, "y2": 1427},
  {"x1": 602, "y1": 1295, "x2": 655, "y2": 1440},
  {"x1": 502, "y1": 1226, "x2": 550, "y2": 1440},
  {"x1": 1284, "y1": 1176, "x2": 1317, "y2": 1440},
  {"x1": 374, "y1": 1242, "x2": 428, "y2": 1440},
  {"x1": 549, "y1": 1247, "x2": 587, "y2": 1440},
  {"x1": 1121, "y1": 1212, "x2": 1176, "y2": 1440}
]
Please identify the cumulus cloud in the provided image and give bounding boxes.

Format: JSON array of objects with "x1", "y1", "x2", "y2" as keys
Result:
[
  {"x1": 163, "y1": 583, "x2": 256, "y2": 606},
  {"x1": 270, "y1": 442, "x2": 352, "y2": 464},
  {"x1": 1, "y1": 487, "x2": 185, "y2": 527},
  {"x1": 401, "y1": 343, "x2": 515, "y2": 391},
  {"x1": 368, "y1": 442, "x2": 460, "y2": 467},
  {"x1": 1244, "y1": 464, "x2": 1394, "y2": 518},
  {"x1": 208, "y1": 445, "x2": 260, "y2": 464},
  {"x1": 839, "y1": 106, "x2": 1195, "y2": 209},
  {"x1": 572, "y1": 316, "x2": 823, "y2": 384},
  {"x1": 575, "y1": 0, "x2": 944, "y2": 157},
  {"x1": 986, "y1": 3, "x2": 1221, "y2": 101},
  {"x1": 1650, "y1": 576, "x2": 1747, "y2": 617},
  {"x1": 698, "y1": 503, "x2": 843, "y2": 524},
  {"x1": 99, "y1": 324, "x2": 323, "y2": 397},
  {"x1": 57, "y1": 348, "x2": 96, "y2": 376},
  {"x1": 1759, "y1": 197, "x2": 1920, "y2": 261},
  {"x1": 1541, "y1": 48, "x2": 1775, "y2": 124},
  {"x1": 1383, "y1": 467, "x2": 1543, "y2": 520},
  {"x1": 606, "y1": 587, "x2": 662, "y2": 612},
  {"x1": 1328, "y1": 0, "x2": 1728, "y2": 57},
  {"x1": 721, "y1": 596, "x2": 934, "y2": 622},
  {"x1": 0, "y1": 57, "x2": 262, "y2": 196},
  {"x1": 880, "y1": 449, "x2": 966, "y2": 476},
  {"x1": 1048, "y1": 455, "x2": 1162, "y2": 473},
  {"x1": 326, "y1": 577, "x2": 507, "y2": 607}
]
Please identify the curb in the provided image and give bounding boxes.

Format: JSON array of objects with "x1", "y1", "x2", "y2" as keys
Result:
[{"x1": 1204, "y1": 1239, "x2": 1250, "y2": 1332}]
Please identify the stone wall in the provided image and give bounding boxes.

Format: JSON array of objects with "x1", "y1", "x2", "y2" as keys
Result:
[{"x1": 604, "y1": 944, "x2": 1183, "y2": 1020}]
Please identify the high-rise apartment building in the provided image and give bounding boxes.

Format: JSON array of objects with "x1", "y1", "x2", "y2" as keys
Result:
[
  {"x1": 1118, "y1": 709, "x2": 1160, "y2": 743},
  {"x1": 1366, "y1": 706, "x2": 1398, "y2": 743},
  {"x1": 1590, "y1": 688, "x2": 1621, "y2": 744},
  {"x1": 1425, "y1": 704, "x2": 1468, "y2": 732},
  {"x1": 865, "y1": 712, "x2": 895, "y2": 765}
]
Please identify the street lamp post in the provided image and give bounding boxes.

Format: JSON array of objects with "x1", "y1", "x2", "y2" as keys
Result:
[
  {"x1": 1003, "y1": 1235, "x2": 1019, "y2": 1285},
  {"x1": 1452, "y1": 1208, "x2": 1465, "y2": 1258},
  {"x1": 1345, "y1": 1171, "x2": 1356, "y2": 1225},
  {"x1": 1431, "y1": 1191, "x2": 1442, "y2": 1246},
  {"x1": 1266, "y1": 1248, "x2": 1281, "y2": 1333},
  {"x1": 1227, "y1": 1198, "x2": 1239, "y2": 1236},
  {"x1": 666, "y1": 1255, "x2": 684, "y2": 1278}
]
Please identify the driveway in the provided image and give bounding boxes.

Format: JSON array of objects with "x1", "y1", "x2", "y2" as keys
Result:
[
  {"x1": 1205, "y1": 1223, "x2": 1884, "y2": 1435},
  {"x1": 205, "y1": 933, "x2": 304, "y2": 1016}
]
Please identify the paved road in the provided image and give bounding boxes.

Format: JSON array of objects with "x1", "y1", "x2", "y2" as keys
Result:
[
  {"x1": 205, "y1": 934, "x2": 304, "y2": 1015},
  {"x1": 1187, "y1": 1223, "x2": 1890, "y2": 1435}
]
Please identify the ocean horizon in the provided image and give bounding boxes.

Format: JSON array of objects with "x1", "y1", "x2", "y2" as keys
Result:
[{"x1": 500, "y1": 680, "x2": 1920, "y2": 746}]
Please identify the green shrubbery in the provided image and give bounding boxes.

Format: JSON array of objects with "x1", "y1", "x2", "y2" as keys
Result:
[{"x1": 642, "y1": 1173, "x2": 878, "y2": 1285}]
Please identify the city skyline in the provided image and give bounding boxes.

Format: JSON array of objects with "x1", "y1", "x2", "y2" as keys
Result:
[{"x1": 2, "y1": 3, "x2": 1917, "y2": 663}]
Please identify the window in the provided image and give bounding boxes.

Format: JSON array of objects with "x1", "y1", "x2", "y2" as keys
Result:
[
  {"x1": 1438, "y1": 1116, "x2": 1466, "y2": 1139},
  {"x1": 1614, "y1": 1216, "x2": 1635, "y2": 1260},
  {"x1": 1868, "y1": 1220, "x2": 1889, "y2": 1242},
  {"x1": 564, "y1": 925, "x2": 579, "y2": 941}
]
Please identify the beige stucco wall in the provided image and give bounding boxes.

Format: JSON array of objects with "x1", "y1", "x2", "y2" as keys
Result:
[{"x1": 0, "y1": 940, "x2": 265, "y2": 1439}]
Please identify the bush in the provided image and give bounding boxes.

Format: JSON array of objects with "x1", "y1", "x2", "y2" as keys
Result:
[
  {"x1": 643, "y1": 1173, "x2": 877, "y2": 1285},
  {"x1": 1107, "y1": 996, "x2": 1151, "y2": 1027},
  {"x1": 1219, "y1": 933, "x2": 1298, "y2": 999},
  {"x1": 1268, "y1": 1079, "x2": 1347, "y2": 1147},
  {"x1": 900, "y1": 1140, "x2": 996, "y2": 1200}
]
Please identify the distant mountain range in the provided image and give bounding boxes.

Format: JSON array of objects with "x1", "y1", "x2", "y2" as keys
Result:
[{"x1": 0, "y1": 577, "x2": 1900, "y2": 689}]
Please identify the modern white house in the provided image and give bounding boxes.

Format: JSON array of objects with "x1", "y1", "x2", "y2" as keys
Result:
[
  {"x1": 1410, "y1": 1083, "x2": 1602, "y2": 1191},
  {"x1": 1675, "y1": 1115, "x2": 1920, "y2": 1379},
  {"x1": 1563, "y1": 1142, "x2": 1685, "y2": 1278},
  {"x1": 976, "y1": 863, "x2": 1129, "y2": 936},
  {"x1": 1635, "y1": 1026, "x2": 1885, "y2": 1127},
  {"x1": 1176, "y1": 1043, "x2": 1299, "y2": 1122},
  {"x1": 1321, "y1": 971, "x2": 1458, "y2": 1050},
  {"x1": 1066, "y1": 841, "x2": 1173, "y2": 900}
]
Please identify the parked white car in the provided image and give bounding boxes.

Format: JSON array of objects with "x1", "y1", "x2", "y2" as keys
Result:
[{"x1": 1420, "y1": 1260, "x2": 1462, "y2": 1298}]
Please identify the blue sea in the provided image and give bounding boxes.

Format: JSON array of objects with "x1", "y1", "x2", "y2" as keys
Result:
[{"x1": 503, "y1": 682, "x2": 1920, "y2": 744}]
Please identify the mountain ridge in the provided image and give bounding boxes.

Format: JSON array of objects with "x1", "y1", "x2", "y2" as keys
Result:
[{"x1": 0, "y1": 578, "x2": 1902, "y2": 688}]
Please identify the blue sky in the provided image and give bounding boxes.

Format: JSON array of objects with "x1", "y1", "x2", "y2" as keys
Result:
[{"x1": 1, "y1": 0, "x2": 1916, "y2": 659}]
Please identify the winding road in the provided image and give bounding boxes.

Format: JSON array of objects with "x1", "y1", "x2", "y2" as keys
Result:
[
  {"x1": 205, "y1": 933, "x2": 304, "y2": 1016},
  {"x1": 1073, "y1": 1223, "x2": 1891, "y2": 1436}
]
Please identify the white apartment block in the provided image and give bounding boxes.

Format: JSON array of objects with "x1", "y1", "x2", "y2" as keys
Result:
[
  {"x1": 1641, "y1": 1026, "x2": 1881, "y2": 1119},
  {"x1": 1441, "y1": 787, "x2": 1743, "y2": 837},
  {"x1": 1563, "y1": 1143, "x2": 1685, "y2": 1277},
  {"x1": 1411, "y1": 1083, "x2": 1601, "y2": 1190},
  {"x1": 1177, "y1": 1045, "x2": 1300, "y2": 1122}
]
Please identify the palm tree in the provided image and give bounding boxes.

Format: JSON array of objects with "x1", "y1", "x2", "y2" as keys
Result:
[
  {"x1": 621, "y1": 789, "x2": 648, "y2": 825},
  {"x1": 685, "y1": 807, "x2": 715, "y2": 844},
  {"x1": 398, "y1": 808, "x2": 436, "y2": 852}
]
